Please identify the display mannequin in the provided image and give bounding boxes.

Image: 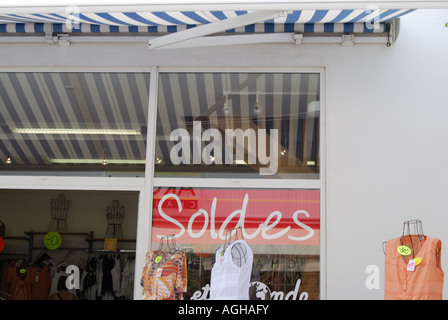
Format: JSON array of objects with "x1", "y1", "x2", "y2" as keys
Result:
[
  {"x1": 210, "y1": 227, "x2": 253, "y2": 300},
  {"x1": 141, "y1": 234, "x2": 187, "y2": 300},
  {"x1": 382, "y1": 220, "x2": 441, "y2": 265},
  {"x1": 222, "y1": 227, "x2": 249, "y2": 267},
  {"x1": 383, "y1": 220, "x2": 444, "y2": 300}
]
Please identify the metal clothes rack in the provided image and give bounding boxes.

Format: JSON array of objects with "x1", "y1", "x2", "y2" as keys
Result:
[
  {"x1": 25, "y1": 230, "x2": 94, "y2": 261},
  {"x1": 85, "y1": 235, "x2": 136, "y2": 254},
  {"x1": 2, "y1": 229, "x2": 137, "y2": 262}
]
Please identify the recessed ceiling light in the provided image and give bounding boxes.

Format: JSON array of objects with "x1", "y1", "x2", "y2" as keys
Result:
[
  {"x1": 12, "y1": 128, "x2": 141, "y2": 135},
  {"x1": 155, "y1": 157, "x2": 163, "y2": 164},
  {"x1": 50, "y1": 158, "x2": 146, "y2": 165}
]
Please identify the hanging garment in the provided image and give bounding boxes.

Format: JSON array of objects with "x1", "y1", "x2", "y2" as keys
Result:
[
  {"x1": 111, "y1": 255, "x2": 122, "y2": 297},
  {"x1": 141, "y1": 250, "x2": 187, "y2": 300},
  {"x1": 79, "y1": 254, "x2": 134, "y2": 300},
  {"x1": 80, "y1": 257, "x2": 98, "y2": 300},
  {"x1": 48, "y1": 290, "x2": 79, "y2": 300},
  {"x1": 210, "y1": 240, "x2": 253, "y2": 300},
  {"x1": 101, "y1": 255, "x2": 115, "y2": 299},
  {"x1": 384, "y1": 235, "x2": 444, "y2": 300},
  {"x1": 28, "y1": 264, "x2": 52, "y2": 300},
  {"x1": 119, "y1": 255, "x2": 135, "y2": 300},
  {"x1": 2, "y1": 260, "x2": 31, "y2": 300}
]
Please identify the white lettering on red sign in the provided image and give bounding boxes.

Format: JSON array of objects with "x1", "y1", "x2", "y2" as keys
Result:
[{"x1": 155, "y1": 192, "x2": 315, "y2": 244}]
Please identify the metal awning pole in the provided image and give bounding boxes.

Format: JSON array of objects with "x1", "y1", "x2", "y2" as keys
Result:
[{"x1": 1, "y1": 1, "x2": 448, "y2": 14}]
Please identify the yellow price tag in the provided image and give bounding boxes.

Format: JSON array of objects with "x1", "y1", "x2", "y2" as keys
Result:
[
  {"x1": 397, "y1": 245, "x2": 412, "y2": 256},
  {"x1": 155, "y1": 256, "x2": 162, "y2": 264},
  {"x1": 414, "y1": 257, "x2": 422, "y2": 266},
  {"x1": 104, "y1": 238, "x2": 118, "y2": 251}
]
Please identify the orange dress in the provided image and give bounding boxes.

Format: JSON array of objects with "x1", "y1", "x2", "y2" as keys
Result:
[
  {"x1": 384, "y1": 235, "x2": 444, "y2": 300},
  {"x1": 141, "y1": 250, "x2": 187, "y2": 300}
]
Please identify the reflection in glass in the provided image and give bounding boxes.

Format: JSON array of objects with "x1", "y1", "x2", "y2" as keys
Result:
[
  {"x1": 151, "y1": 187, "x2": 320, "y2": 300},
  {"x1": 0, "y1": 72, "x2": 149, "y2": 177},
  {"x1": 155, "y1": 72, "x2": 320, "y2": 179}
]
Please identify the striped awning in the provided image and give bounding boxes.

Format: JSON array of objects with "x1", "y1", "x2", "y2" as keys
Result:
[{"x1": 0, "y1": 9, "x2": 414, "y2": 34}]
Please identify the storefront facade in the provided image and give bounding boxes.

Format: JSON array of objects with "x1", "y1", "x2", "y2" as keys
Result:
[{"x1": 0, "y1": 2, "x2": 448, "y2": 300}]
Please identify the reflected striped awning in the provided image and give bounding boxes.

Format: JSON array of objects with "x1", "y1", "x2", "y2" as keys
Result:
[{"x1": 0, "y1": 9, "x2": 414, "y2": 34}]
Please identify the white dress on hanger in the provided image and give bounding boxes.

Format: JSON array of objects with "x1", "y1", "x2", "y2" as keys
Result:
[{"x1": 210, "y1": 239, "x2": 253, "y2": 300}]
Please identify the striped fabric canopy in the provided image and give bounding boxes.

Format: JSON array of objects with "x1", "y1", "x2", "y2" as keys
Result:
[{"x1": 0, "y1": 8, "x2": 414, "y2": 34}]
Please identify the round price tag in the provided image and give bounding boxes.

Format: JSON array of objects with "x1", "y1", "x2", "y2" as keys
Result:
[
  {"x1": 44, "y1": 231, "x2": 62, "y2": 250},
  {"x1": 397, "y1": 245, "x2": 412, "y2": 256},
  {"x1": 155, "y1": 256, "x2": 162, "y2": 264},
  {"x1": 0, "y1": 236, "x2": 4, "y2": 253}
]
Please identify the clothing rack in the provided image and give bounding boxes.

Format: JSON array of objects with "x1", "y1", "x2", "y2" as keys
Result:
[
  {"x1": 25, "y1": 230, "x2": 94, "y2": 261},
  {"x1": 87, "y1": 249, "x2": 136, "y2": 254}
]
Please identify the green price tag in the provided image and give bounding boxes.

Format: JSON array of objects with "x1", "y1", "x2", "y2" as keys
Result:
[
  {"x1": 397, "y1": 245, "x2": 411, "y2": 256},
  {"x1": 155, "y1": 256, "x2": 162, "y2": 263},
  {"x1": 44, "y1": 231, "x2": 62, "y2": 250}
]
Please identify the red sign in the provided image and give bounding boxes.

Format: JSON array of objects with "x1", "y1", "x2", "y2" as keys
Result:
[{"x1": 152, "y1": 188, "x2": 320, "y2": 246}]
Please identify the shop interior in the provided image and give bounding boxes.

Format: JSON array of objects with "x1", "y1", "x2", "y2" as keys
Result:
[{"x1": 0, "y1": 189, "x2": 138, "y2": 300}]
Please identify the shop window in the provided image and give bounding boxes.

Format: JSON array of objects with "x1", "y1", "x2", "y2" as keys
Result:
[
  {"x1": 155, "y1": 72, "x2": 320, "y2": 179},
  {"x1": 0, "y1": 72, "x2": 149, "y2": 177},
  {"x1": 0, "y1": 189, "x2": 138, "y2": 300},
  {"x1": 149, "y1": 187, "x2": 320, "y2": 300}
]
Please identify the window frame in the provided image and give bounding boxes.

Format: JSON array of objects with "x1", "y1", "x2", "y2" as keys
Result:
[
  {"x1": 146, "y1": 66, "x2": 327, "y2": 300},
  {"x1": 0, "y1": 65, "x2": 326, "y2": 300}
]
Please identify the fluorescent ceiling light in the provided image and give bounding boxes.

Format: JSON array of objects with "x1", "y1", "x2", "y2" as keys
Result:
[
  {"x1": 50, "y1": 158, "x2": 145, "y2": 164},
  {"x1": 12, "y1": 128, "x2": 141, "y2": 135}
]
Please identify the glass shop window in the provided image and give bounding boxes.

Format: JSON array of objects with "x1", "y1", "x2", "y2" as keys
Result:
[
  {"x1": 148, "y1": 187, "x2": 320, "y2": 300},
  {"x1": 0, "y1": 72, "x2": 149, "y2": 177},
  {"x1": 154, "y1": 72, "x2": 320, "y2": 179}
]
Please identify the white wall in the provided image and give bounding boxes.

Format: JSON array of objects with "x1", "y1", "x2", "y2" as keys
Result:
[
  {"x1": 324, "y1": 9, "x2": 448, "y2": 299},
  {"x1": 1, "y1": 8, "x2": 447, "y2": 299}
]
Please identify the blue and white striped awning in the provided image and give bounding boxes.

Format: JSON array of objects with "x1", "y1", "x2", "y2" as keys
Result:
[{"x1": 0, "y1": 9, "x2": 414, "y2": 34}]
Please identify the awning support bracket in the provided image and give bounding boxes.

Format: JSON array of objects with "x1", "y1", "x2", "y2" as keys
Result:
[
  {"x1": 148, "y1": 10, "x2": 289, "y2": 49},
  {"x1": 44, "y1": 23, "x2": 71, "y2": 46}
]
